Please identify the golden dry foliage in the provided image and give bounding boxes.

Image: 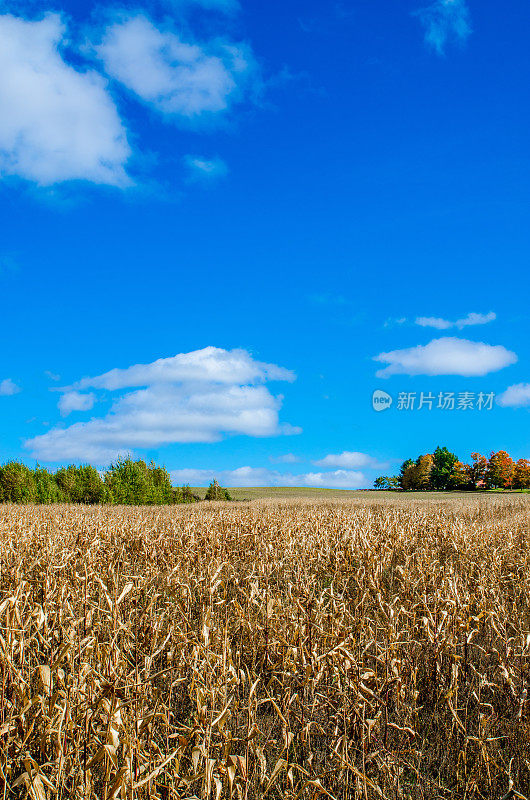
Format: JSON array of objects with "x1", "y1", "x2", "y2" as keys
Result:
[{"x1": 0, "y1": 496, "x2": 530, "y2": 799}]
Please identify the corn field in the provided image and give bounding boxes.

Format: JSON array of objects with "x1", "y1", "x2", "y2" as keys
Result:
[{"x1": 1, "y1": 495, "x2": 530, "y2": 799}]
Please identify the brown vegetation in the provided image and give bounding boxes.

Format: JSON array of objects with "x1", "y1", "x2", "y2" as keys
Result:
[{"x1": 1, "y1": 496, "x2": 529, "y2": 798}]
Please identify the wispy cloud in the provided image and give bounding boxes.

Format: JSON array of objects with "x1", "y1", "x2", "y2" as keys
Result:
[
  {"x1": 26, "y1": 347, "x2": 300, "y2": 463},
  {"x1": 270, "y1": 453, "x2": 302, "y2": 464},
  {"x1": 497, "y1": 383, "x2": 530, "y2": 408},
  {"x1": 0, "y1": 13, "x2": 131, "y2": 187},
  {"x1": 170, "y1": 0, "x2": 240, "y2": 13},
  {"x1": 313, "y1": 451, "x2": 386, "y2": 469},
  {"x1": 94, "y1": 14, "x2": 260, "y2": 124},
  {"x1": 44, "y1": 370, "x2": 60, "y2": 381},
  {"x1": 171, "y1": 466, "x2": 368, "y2": 489},
  {"x1": 416, "y1": 311, "x2": 496, "y2": 330},
  {"x1": 58, "y1": 391, "x2": 96, "y2": 417},
  {"x1": 415, "y1": 0, "x2": 471, "y2": 55},
  {"x1": 374, "y1": 337, "x2": 517, "y2": 378},
  {"x1": 0, "y1": 378, "x2": 21, "y2": 396},
  {"x1": 184, "y1": 155, "x2": 228, "y2": 181}
]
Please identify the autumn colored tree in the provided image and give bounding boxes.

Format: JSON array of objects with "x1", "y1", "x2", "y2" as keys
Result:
[
  {"x1": 486, "y1": 451, "x2": 515, "y2": 489},
  {"x1": 468, "y1": 453, "x2": 488, "y2": 488},
  {"x1": 415, "y1": 454, "x2": 434, "y2": 489},
  {"x1": 449, "y1": 461, "x2": 473, "y2": 490},
  {"x1": 513, "y1": 459, "x2": 530, "y2": 490},
  {"x1": 399, "y1": 455, "x2": 433, "y2": 490},
  {"x1": 400, "y1": 462, "x2": 418, "y2": 490},
  {"x1": 398, "y1": 459, "x2": 415, "y2": 489}
]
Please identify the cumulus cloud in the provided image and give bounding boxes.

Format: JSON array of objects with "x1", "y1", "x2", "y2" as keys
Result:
[
  {"x1": 66, "y1": 347, "x2": 295, "y2": 392},
  {"x1": 58, "y1": 391, "x2": 96, "y2": 417},
  {"x1": 95, "y1": 14, "x2": 259, "y2": 123},
  {"x1": 26, "y1": 347, "x2": 299, "y2": 463},
  {"x1": 0, "y1": 378, "x2": 21, "y2": 396},
  {"x1": 416, "y1": 312, "x2": 496, "y2": 330},
  {"x1": 184, "y1": 155, "x2": 228, "y2": 180},
  {"x1": 497, "y1": 383, "x2": 530, "y2": 408},
  {"x1": 313, "y1": 451, "x2": 385, "y2": 469},
  {"x1": 415, "y1": 0, "x2": 471, "y2": 55},
  {"x1": 171, "y1": 466, "x2": 368, "y2": 489},
  {"x1": 0, "y1": 13, "x2": 131, "y2": 186},
  {"x1": 374, "y1": 337, "x2": 517, "y2": 378}
]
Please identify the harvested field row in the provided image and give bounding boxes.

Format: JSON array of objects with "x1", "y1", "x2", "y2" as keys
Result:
[{"x1": 0, "y1": 496, "x2": 529, "y2": 798}]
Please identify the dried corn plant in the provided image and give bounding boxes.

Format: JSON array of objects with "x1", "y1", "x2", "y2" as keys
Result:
[{"x1": 0, "y1": 495, "x2": 530, "y2": 799}]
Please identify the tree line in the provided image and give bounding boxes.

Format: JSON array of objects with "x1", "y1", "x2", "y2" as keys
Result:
[
  {"x1": 0, "y1": 459, "x2": 232, "y2": 505},
  {"x1": 374, "y1": 446, "x2": 530, "y2": 491}
]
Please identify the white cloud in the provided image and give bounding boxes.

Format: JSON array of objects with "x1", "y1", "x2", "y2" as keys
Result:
[
  {"x1": 497, "y1": 383, "x2": 530, "y2": 408},
  {"x1": 415, "y1": 0, "x2": 471, "y2": 55},
  {"x1": 67, "y1": 347, "x2": 295, "y2": 392},
  {"x1": 184, "y1": 155, "x2": 228, "y2": 180},
  {"x1": 384, "y1": 317, "x2": 407, "y2": 328},
  {"x1": 26, "y1": 347, "x2": 299, "y2": 463},
  {"x1": 416, "y1": 312, "x2": 496, "y2": 330},
  {"x1": 270, "y1": 453, "x2": 301, "y2": 464},
  {"x1": 0, "y1": 13, "x2": 131, "y2": 187},
  {"x1": 374, "y1": 337, "x2": 517, "y2": 378},
  {"x1": 95, "y1": 14, "x2": 259, "y2": 123},
  {"x1": 58, "y1": 391, "x2": 96, "y2": 417},
  {"x1": 171, "y1": 466, "x2": 368, "y2": 489},
  {"x1": 0, "y1": 378, "x2": 21, "y2": 396},
  {"x1": 299, "y1": 471, "x2": 367, "y2": 489},
  {"x1": 313, "y1": 451, "x2": 384, "y2": 469}
]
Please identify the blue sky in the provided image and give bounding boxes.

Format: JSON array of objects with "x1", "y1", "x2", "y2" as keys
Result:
[{"x1": 1, "y1": 0, "x2": 530, "y2": 488}]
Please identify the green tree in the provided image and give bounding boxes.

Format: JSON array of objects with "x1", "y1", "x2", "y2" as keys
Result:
[
  {"x1": 398, "y1": 459, "x2": 415, "y2": 489},
  {"x1": 34, "y1": 466, "x2": 63, "y2": 503},
  {"x1": 430, "y1": 446, "x2": 458, "y2": 490},
  {"x1": 55, "y1": 465, "x2": 104, "y2": 504},
  {"x1": 205, "y1": 480, "x2": 232, "y2": 501},
  {"x1": 0, "y1": 462, "x2": 37, "y2": 503},
  {"x1": 104, "y1": 458, "x2": 152, "y2": 505},
  {"x1": 374, "y1": 476, "x2": 400, "y2": 490},
  {"x1": 148, "y1": 462, "x2": 174, "y2": 504}
]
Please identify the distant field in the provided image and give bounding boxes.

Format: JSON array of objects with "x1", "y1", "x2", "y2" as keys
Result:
[
  {"x1": 192, "y1": 486, "x2": 530, "y2": 500},
  {"x1": 190, "y1": 485, "x2": 371, "y2": 500}
]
